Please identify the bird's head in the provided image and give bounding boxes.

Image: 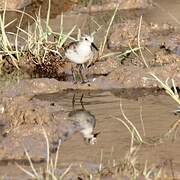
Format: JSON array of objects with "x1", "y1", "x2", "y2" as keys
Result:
[
  {"x1": 84, "y1": 132, "x2": 101, "y2": 145},
  {"x1": 82, "y1": 35, "x2": 94, "y2": 43},
  {"x1": 82, "y1": 35, "x2": 98, "y2": 51}
]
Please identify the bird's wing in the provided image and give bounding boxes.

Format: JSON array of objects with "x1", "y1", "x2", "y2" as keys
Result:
[{"x1": 64, "y1": 41, "x2": 79, "y2": 51}]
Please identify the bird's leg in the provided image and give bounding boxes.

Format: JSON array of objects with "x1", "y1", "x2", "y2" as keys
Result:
[
  {"x1": 80, "y1": 93, "x2": 85, "y2": 110},
  {"x1": 72, "y1": 93, "x2": 76, "y2": 110},
  {"x1": 78, "y1": 65, "x2": 86, "y2": 83},
  {"x1": 71, "y1": 64, "x2": 77, "y2": 84},
  {"x1": 79, "y1": 64, "x2": 89, "y2": 84}
]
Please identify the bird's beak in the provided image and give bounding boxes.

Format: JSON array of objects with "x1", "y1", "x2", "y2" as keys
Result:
[
  {"x1": 91, "y1": 42, "x2": 98, "y2": 51},
  {"x1": 93, "y1": 131, "x2": 100, "y2": 137}
]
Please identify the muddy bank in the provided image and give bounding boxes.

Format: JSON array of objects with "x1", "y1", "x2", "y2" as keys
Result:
[
  {"x1": 1, "y1": 51, "x2": 180, "y2": 90},
  {"x1": 1, "y1": 16, "x2": 180, "y2": 89}
]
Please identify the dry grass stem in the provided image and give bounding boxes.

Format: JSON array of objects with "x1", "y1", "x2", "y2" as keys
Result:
[
  {"x1": 99, "y1": 4, "x2": 119, "y2": 56},
  {"x1": 16, "y1": 127, "x2": 65, "y2": 179},
  {"x1": 137, "y1": 15, "x2": 149, "y2": 68}
]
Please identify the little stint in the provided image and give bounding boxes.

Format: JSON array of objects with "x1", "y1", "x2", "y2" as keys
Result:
[{"x1": 65, "y1": 35, "x2": 98, "y2": 83}]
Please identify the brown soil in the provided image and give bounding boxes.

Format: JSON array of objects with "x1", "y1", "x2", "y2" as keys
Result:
[{"x1": 0, "y1": 0, "x2": 180, "y2": 179}]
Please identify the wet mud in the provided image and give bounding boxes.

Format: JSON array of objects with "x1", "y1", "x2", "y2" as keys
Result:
[
  {"x1": 0, "y1": 78, "x2": 179, "y2": 179},
  {"x1": 0, "y1": 0, "x2": 180, "y2": 179}
]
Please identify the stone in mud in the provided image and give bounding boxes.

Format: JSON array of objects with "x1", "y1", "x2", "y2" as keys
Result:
[{"x1": 0, "y1": 0, "x2": 33, "y2": 10}]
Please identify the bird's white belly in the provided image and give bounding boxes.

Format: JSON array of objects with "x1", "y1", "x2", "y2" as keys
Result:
[{"x1": 65, "y1": 45, "x2": 93, "y2": 64}]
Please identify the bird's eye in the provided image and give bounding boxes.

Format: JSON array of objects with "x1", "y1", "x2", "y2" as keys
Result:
[{"x1": 85, "y1": 38, "x2": 87, "y2": 40}]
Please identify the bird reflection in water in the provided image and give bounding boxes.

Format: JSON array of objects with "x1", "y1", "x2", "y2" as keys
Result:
[{"x1": 68, "y1": 93, "x2": 100, "y2": 145}]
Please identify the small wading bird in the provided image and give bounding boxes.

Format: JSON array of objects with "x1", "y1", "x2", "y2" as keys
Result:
[
  {"x1": 65, "y1": 35, "x2": 98, "y2": 83},
  {"x1": 68, "y1": 93, "x2": 100, "y2": 144}
]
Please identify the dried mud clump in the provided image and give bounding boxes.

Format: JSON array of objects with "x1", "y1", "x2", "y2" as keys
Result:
[
  {"x1": 33, "y1": 53, "x2": 67, "y2": 81},
  {"x1": 20, "y1": 49, "x2": 68, "y2": 81},
  {"x1": 1, "y1": 50, "x2": 68, "y2": 81}
]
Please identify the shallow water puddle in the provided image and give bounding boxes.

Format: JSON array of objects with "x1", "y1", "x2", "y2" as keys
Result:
[
  {"x1": 36, "y1": 90, "x2": 180, "y2": 169},
  {"x1": 0, "y1": 89, "x2": 180, "y2": 178}
]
